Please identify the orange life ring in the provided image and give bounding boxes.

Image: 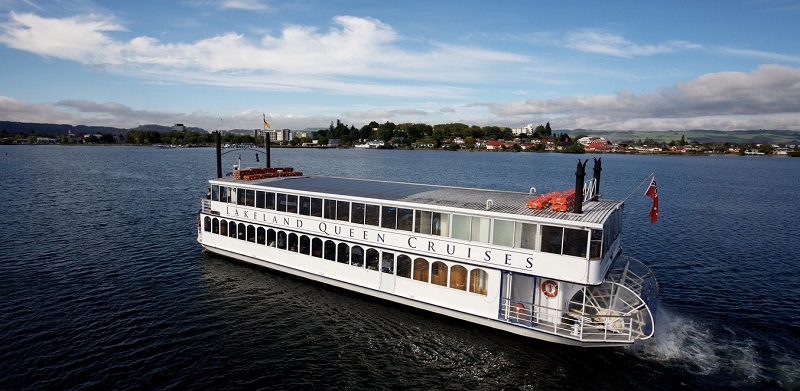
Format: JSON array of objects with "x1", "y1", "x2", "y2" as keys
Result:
[{"x1": 541, "y1": 279, "x2": 558, "y2": 298}]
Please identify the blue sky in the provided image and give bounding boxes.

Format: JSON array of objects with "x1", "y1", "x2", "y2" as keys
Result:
[{"x1": 1, "y1": 0, "x2": 799, "y2": 132}]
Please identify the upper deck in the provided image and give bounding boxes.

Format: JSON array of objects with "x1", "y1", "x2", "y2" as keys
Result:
[{"x1": 213, "y1": 174, "x2": 622, "y2": 228}]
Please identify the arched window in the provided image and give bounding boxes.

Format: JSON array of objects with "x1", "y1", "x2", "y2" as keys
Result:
[
  {"x1": 219, "y1": 219, "x2": 227, "y2": 236},
  {"x1": 267, "y1": 229, "x2": 276, "y2": 247},
  {"x1": 396, "y1": 255, "x2": 412, "y2": 278},
  {"x1": 256, "y1": 227, "x2": 266, "y2": 245},
  {"x1": 237, "y1": 223, "x2": 246, "y2": 240},
  {"x1": 324, "y1": 240, "x2": 336, "y2": 261},
  {"x1": 366, "y1": 248, "x2": 380, "y2": 270},
  {"x1": 450, "y1": 265, "x2": 467, "y2": 290},
  {"x1": 431, "y1": 261, "x2": 448, "y2": 286},
  {"x1": 413, "y1": 258, "x2": 429, "y2": 282},
  {"x1": 212, "y1": 218, "x2": 219, "y2": 234},
  {"x1": 311, "y1": 237, "x2": 322, "y2": 257},
  {"x1": 469, "y1": 269, "x2": 488, "y2": 296},
  {"x1": 381, "y1": 252, "x2": 394, "y2": 274},
  {"x1": 228, "y1": 221, "x2": 236, "y2": 238},
  {"x1": 299, "y1": 235, "x2": 310, "y2": 255},
  {"x1": 337, "y1": 242, "x2": 349, "y2": 263},
  {"x1": 277, "y1": 231, "x2": 287, "y2": 250},
  {"x1": 247, "y1": 225, "x2": 256, "y2": 242},
  {"x1": 351, "y1": 245, "x2": 364, "y2": 267},
  {"x1": 288, "y1": 233, "x2": 298, "y2": 252},
  {"x1": 204, "y1": 216, "x2": 212, "y2": 232}
]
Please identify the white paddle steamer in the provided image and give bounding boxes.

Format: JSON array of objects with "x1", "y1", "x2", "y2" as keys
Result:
[{"x1": 197, "y1": 134, "x2": 657, "y2": 347}]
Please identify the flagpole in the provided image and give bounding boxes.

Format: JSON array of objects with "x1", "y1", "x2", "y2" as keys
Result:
[{"x1": 622, "y1": 173, "x2": 655, "y2": 203}]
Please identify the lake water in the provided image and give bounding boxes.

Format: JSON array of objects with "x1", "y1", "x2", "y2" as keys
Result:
[{"x1": 1, "y1": 145, "x2": 798, "y2": 390}]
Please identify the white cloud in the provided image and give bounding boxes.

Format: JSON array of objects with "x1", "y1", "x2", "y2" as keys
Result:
[
  {"x1": 482, "y1": 64, "x2": 800, "y2": 130},
  {"x1": 564, "y1": 29, "x2": 700, "y2": 58},
  {"x1": 219, "y1": 0, "x2": 270, "y2": 12},
  {"x1": 0, "y1": 12, "x2": 530, "y2": 97}
]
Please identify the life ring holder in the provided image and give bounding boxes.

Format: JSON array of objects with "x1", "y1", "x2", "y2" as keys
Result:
[{"x1": 541, "y1": 279, "x2": 558, "y2": 298}]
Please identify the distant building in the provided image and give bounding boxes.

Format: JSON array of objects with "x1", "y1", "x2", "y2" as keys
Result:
[{"x1": 328, "y1": 139, "x2": 341, "y2": 147}]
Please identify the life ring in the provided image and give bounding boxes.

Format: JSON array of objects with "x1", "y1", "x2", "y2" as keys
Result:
[{"x1": 541, "y1": 279, "x2": 558, "y2": 298}]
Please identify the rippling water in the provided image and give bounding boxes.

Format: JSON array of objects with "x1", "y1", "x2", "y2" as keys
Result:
[{"x1": 1, "y1": 145, "x2": 798, "y2": 390}]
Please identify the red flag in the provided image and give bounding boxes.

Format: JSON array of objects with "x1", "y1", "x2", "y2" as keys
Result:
[{"x1": 645, "y1": 176, "x2": 658, "y2": 223}]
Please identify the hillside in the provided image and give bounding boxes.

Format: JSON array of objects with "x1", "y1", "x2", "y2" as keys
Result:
[{"x1": 580, "y1": 129, "x2": 800, "y2": 145}]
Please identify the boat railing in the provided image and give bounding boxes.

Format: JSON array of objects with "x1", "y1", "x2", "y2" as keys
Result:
[
  {"x1": 501, "y1": 299, "x2": 636, "y2": 343},
  {"x1": 201, "y1": 198, "x2": 211, "y2": 213}
]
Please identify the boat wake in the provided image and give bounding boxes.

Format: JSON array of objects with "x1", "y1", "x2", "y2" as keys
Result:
[{"x1": 628, "y1": 305, "x2": 800, "y2": 389}]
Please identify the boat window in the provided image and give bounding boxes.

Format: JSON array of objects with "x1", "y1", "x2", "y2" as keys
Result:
[
  {"x1": 451, "y1": 214, "x2": 471, "y2": 241},
  {"x1": 337, "y1": 242, "x2": 349, "y2": 263},
  {"x1": 413, "y1": 258, "x2": 429, "y2": 282},
  {"x1": 381, "y1": 252, "x2": 394, "y2": 273},
  {"x1": 310, "y1": 198, "x2": 323, "y2": 217},
  {"x1": 450, "y1": 265, "x2": 467, "y2": 290},
  {"x1": 288, "y1": 233, "x2": 298, "y2": 252},
  {"x1": 228, "y1": 221, "x2": 237, "y2": 238},
  {"x1": 351, "y1": 203, "x2": 366, "y2": 224},
  {"x1": 266, "y1": 192, "x2": 275, "y2": 210},
  {"x1": 324, "y1": 199, "x2": 336, "y2": 220},
  {"x1": 351, "y1": 245, "x2": 364, "y2": 267},
  {"x1": 246, "y1": 224, "x2": 255, "y2": 242},
  {"x1": 540, "y1": 225, "x2": 563, "y2": 254},
  {"x1": 519, "y1": 223, "x2": 537, "y2": 250},
  {"x1": 277, "y1": 231, "x2": 287, "y2": 249},
  {"x1": 286, "y1": 195, "x2": 298, "y2": 214},
  {"x1": 311, "y1": 237, "x2": 322, "y2": 257},
  {"x1": 381, "y1": 206, "x2": 397, "y2": 229},
  {"x1": 366, "y1": 248, "x2": 380, "y2": 270},
  {"x1": 220, "y1": 186, "x2": 229, "y2": 203},
  {"x1": 469, "y1": 269, "x2": 488, "y2": 295},
  {"x1": 492, "y1": 219, "x2": 515, "y2": 247},
  {"x1": 236, "y1": 188, "x2": 245, "y2": 205},
  {"x1": 432, "y1": 212, "x2": 449, "y2": 237},
  {"x1": 431, "y1": 261, "x2": 448, "y2": 286},
  {"x1": 219, "y1": 220, "x2": 227, "y2": 235},
  {"x1": 267, "y1": 229, "x2": 276, "y2": 247},
  {"x1": 337, "y1": 201, "x2": 350, "y2": 222},
  {"x1": 590, "y1": 229, "x2": 602, "y2": 259},
  {"x1": 324, "y1": 240, "x2": 336, "y2": 261},
  {"x1": 246, "y1": 189, "x2": 255, "y2": 207},
  {"x1": 257, "y1": 227, "x2": 266, "y2": 245},
  {"x1": 299, "y1": 235, "x2": 310, "y2": 254},
  {"x1": 211, "y1": 185, "x2": 219, "y2": 201},
  {"x1": 397, "y1": 208, "x2": 413, "y2": 231},
  {"x1": 415, "y1": 210, "x2": 432, "y2": 234},
  {"x1": 563, "y1": 228, "x2": 588, "y2": 258},
  {"x1": 237, "y1": 223, "x2": 246, "y2": 240},
  {"x1": 277, "y1": 193, "x2": 287, "y2": 212},
  {"x1": 471, "y1": 217, "x2": 490, "y2": 242},
  {"x1": 365, "y1": 204, "x2": 380, "y2": 226},
  {"x1": 396, "y1": 255, "x2": 412, "y2": 278},
  {"x1": 256, "y1": 191, "x2": 265, "y2": 208},
  {"x1": 299, "y1": 196, "x2": 310, "y2": 216},
  {"x1": 204, "y1": 216, "x2": 212, "y2": 232},
  {"x1": 212, "y1": 218, "x2": 219, "y2": 234}
]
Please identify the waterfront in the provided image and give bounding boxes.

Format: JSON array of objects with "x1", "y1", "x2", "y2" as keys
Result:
[{"x1": 1, "y1": 145, "x2": 798, "y2": 390}]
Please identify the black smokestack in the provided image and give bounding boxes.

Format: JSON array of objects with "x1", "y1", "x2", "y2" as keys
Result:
[
  {"x1": 592, "y1": 157, "x2": 602, "y2": 201},
  {"x1": 215, "y1": 130, "x2": 222, "y2": 178},
  {"x1": 265, "y1": 133, "x2": 271, "y2": 168},
  {"x1": 574, "y1": 159, "x2": 587, "y2": 214}
]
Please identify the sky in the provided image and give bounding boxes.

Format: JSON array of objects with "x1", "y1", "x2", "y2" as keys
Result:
[{"x1": 1, "y1": 0, "x2": 799, "y2": 132}]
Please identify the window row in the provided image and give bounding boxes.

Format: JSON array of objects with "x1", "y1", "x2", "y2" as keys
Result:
[
  {"x1": 210, "y1": 184, "x2": 609, "y2": 259},
  {"x1": 204, "y1": 216, "x2": 489, "y2": 295}
]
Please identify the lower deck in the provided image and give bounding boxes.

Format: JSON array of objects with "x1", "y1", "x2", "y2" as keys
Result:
[{"x1": 198, "y1": 212, "x2": 655, "y2": 347}]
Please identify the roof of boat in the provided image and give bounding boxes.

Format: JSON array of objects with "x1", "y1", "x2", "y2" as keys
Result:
[{"x1": 213, "y1": 175, "x2": 621, "y2": 226}]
